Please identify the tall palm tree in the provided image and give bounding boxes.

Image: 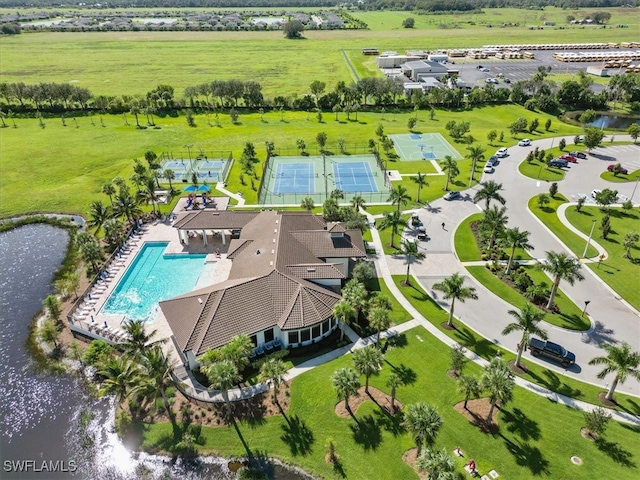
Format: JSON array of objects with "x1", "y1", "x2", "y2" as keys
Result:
[
  {"x1": 332, "y1": 300, "x2": 355, "y2": 342},
  {"x1": 379, "y1": 210, "x2": 408, "y2": 249},
  {"x1": 300, "y1": 197, "x2": 315, "y2": 211},
  {"x1": 350, "y1": 195, "x2": 366, "y2": 212},
  {"x1": 368, "y1": 306, "x2": 391, "y2": 346},
  {"x1": 481, "y1": 358, "x2": 514, "y2": 425},
  {"x1": 352, "y1": 346, "x2": 384, "y2": 394},
  {"x1": 136, "y1": 345, "x2": 177, "y2": 430},
  {"x1": 473, "y1": 180, "x2": 506, "y2": 210},
  {"x1": 387, "y1": 184, "x2": 411, "y2": 214},
  {"x1": 123, "y1": 319, "x2": 158, "y2": 358},
  {"x1": 432, "y1": 273, "x2": 478, "y2": 328},
  {"x1": 331, "y1": 367, "x2": 361, "y2": 415},
  {"x1": 589, "y1": 342, "x2": 640, "y2": 401},
  {"x1": 113, "y1": 192, "x2": 143, "y2": 224},
  {"x1": 341, "y1": 278, "x2": 368, "y2": 322},
  {"x1": 97, "y1": 355, "x2": 142, "y2": 406},
  {"x1": 386, "y1": 373, "x2": 403, "y2": 412},
  {"x1": 258, "y1": 358, "x2": 288, "y2": 405},
  {"x1": 139, "y1": 178, "x2": 160, "y2": 215},
  {"x1": 501, "y1": 303, "x2": 547, "y2": 368},
  {"x1": 88, "y1": 200, "x2": 112, "y2": 234},
  {"x1": 416, "y1": 448, "x2": 456, "y2": 480},
  {"x1": 162, "y1": 169, "x2": 176, "y2": 191},
  {"x1": 440, "y1": 156, "x2": 459, "y2": 191},
  {"x1": 465, "y1": 144, "x2": 485, "y2": 185},
  {"x1": 79, "y1": 237, "x2": 103, "y2": 273},
  {"x1": 501, "y1": 227, "x2": 533, "y2": 274},
  {"x1": 412, "y1": 172, "x2": 429, "y2": 204},
  {"x1": 402, "y1": 403, "x2": 443, "y2": 455},
  {"x1": 538, "y1": 251, "x2": 585, "y2": 309},
  {"x1": 101, "y1": 182, "x2": 116, "y2": 206},
  {"x1": 457, "y1": 374, "x2": 482, "y2": 410},
  {"x1": 206, "y1": 359, "x2": 241, "y2": 414},
  {"x1": 400, "y1": 238, "x2": 426, "y2": 285},
  {"x1": 480, "y1": 205, "x2": 508, "y2": 249}
]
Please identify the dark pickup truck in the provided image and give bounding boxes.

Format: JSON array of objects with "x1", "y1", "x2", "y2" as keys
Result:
[{"x1": 528, "y1": 338, "x2": 576, "y2": 367}]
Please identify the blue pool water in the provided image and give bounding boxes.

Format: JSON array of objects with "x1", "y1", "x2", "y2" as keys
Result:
[{"x1": 101, "y1": 242, "x2": 206, "y2": 321}]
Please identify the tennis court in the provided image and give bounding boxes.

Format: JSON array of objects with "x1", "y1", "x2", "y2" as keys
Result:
[
  {"x1": 273, "y1": 163, "x2": 316, "y2": 194},
  {"x1": 389, "y1": 133, "x2": 462, "y2": 162},
  {"x1": 333, "y1": 161, "x2": 378, "y2": 193},
  {"x1": 160, "y1": 158, "x2": 228, "y2": 182}
]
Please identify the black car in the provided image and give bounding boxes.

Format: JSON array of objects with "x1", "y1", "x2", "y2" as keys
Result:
[
  {"x1": 569, "y1": 151, "x2": 587, "y2": 159},
  {"x1": 549, "y1": 159, "x2": 568, "y2": 168},
  {"x1": 486, "y1": 155, "x2": 499, "y2": 167}
]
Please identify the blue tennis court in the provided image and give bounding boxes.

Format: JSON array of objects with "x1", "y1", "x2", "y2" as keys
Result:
[
  {"x1": 273, "y1": 163, "x2": 316, "y2": 194},
  {"x1": 333, "y1": 162, "x2": 378, "y2": 193}
]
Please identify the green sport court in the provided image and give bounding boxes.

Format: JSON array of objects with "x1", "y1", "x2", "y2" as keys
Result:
[
  {"x1": 259, "y1": 155, "x2": 390, "y2": 205},
  {"x1": 389, "y1": 133, "x2": 462, "y2": 161}
]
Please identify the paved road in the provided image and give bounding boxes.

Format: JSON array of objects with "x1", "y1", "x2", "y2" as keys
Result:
[{"x1": 387, "y1": 137, "x2": 640, "y2": 396}]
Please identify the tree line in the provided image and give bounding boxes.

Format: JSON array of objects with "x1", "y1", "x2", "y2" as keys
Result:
[{"x1": 363, "y1": 0, "x2": 638, "y2": 11}]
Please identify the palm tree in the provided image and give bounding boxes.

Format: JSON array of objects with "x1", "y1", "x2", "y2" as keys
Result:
[
  {"x1": 333, "y1": 300, "x2": 355, "y2": 342},
  {"x1": 122, "y1": 319, "x2": 158, "y2": 358},
  {"x1": 501, "y1": 303, "x2": 547, "y2": 368},
  {"x1": 103, "y1": 218, "x2": 126, "y2": 250},
  {"x1": 97, "y1": 355, "x2": 142, "y2": 406},
  {"x1": 113, "y1": 192, "x2": 143, "y2": 224},
  {"x1": 402, "y1": 403, "x2": 443, "y2": 455},
  {"x1": 258, "y1": 358, "x2": 288, "y2": 405},
  {"x1": 350, "y1": 195, "x2": 366, "y2": 212},
  {"x1": 440, "y1": 156, "x2": 459, "y2": 191},
  {"x1": 432, "y1": 273, "x2": 478, "y2": 328},
  {"x1": 538, "y1": 251, "x2": 585, "y2": 309},
  {"x1": 386, "y1": 373, "x2": 403, "y2": 412},
  {"x1": 387, "y1": 184, "x2": 411, "y2": 214},
  {"x1": 137, "y1": 345, "x2": 177, "y2": 430},
  {"x1": 480, "y1": 205, "x2": 508, "y2": 249},
  {"x1": 379, "y1": 210, "x2": 408, "y2": 249},
  {"x1": 416, "y1": 448, "x2": 456, "y2": 480},
  {"x1": 79, "y1": 237, "x2": 103, "y2": 273},
  {"x1": 88, "y1": 200, "x2": 112, "y2": 234},
  {"x1": 331, "y1": 367, "x2": 361, "y2": 415},
  {"x1": 473, "y1": 180, "x2": 506, "y2": 210},
  {"x1": 623, "y1": 231, "x2": 639, "y2": 259},
  {"x1": 341, "y1": 279, "x2": 368, "y2": 323},
  {"x1": 206, "y1": 359, "x2": 241, "y2": 413},
  {"x1": 457, "y1": 374, "x2": 482, "y2": 410},
  {"x1": 101, "y1": 182, "x2": 116, "y2": 205},
  {"x1": 368, "y1": 306, "x2": 391, "y2": 346},
  {"x1": 589, "y1": 342, "x2": 640, "y2": 401},
  {"x1": 139, "y1": 178, "x2": 160, "y2": 215},
  {"x1": 501, "y1": 227, "x2": 533, "y2": 274},
  {"x1": 400, "y1": 238, "x2": 425, "y2": 285},
  {"x1": 162, "y1": 169, "x2": 176, "y2": 191},
  {"x1": 352, "y1": 346, "x2": 384, "y2": 394},
  {"x1": 412, "y1": 172, "x2": 429, "y2": 204},
  {"x1": 300, "y1": 197, "x2": 315, "y2": 211},
  {"x1": 481, "y1": 358, "x2": 515, "y2": 425},
  {"x1": 465, "y1": 144, "x2": 485, "y2": 185}
]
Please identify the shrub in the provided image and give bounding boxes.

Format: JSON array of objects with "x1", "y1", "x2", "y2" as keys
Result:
[{"x1": 82, "y1": 340, "x2": 112, "y2": 366}]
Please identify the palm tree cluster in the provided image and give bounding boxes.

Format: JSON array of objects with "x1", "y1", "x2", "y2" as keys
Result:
[{"x1": 318, "y1": 191, "x2": 368, "y2": 231}]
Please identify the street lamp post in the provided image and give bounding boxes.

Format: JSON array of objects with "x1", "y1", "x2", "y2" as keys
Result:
[
  {"x1": 184, "y1": 144, "x2": 193, "y2": 161},
  {"x1": 582, "y1": 219, "x2": 597, "y2": 259},
  {"x1": 582, "y1": 300, "x2": 591, "y2": 318}
]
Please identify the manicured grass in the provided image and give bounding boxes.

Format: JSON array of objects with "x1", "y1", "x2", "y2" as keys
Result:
[
  {"x1": 600, "y1": 169, "x2": 640, "y2": 183},
  {"x1": 466, "y1": 265, "x2": 590, "y2": 331},
  {"x1": 565, "y1": 206, "x2": 640, "y2": 311},
  {"x1": 141, "y1": 324, "x2": 640, "y2": 479},
  {"x1": 391, "y1": 275, "x2": 640, "y2": 411},
  {"x1": 376, "y1": 212, "x2": 412, "y2": 255},
  {"x1": 518, "y1": 158, "x2": 566, "y2": 182},
  {"x1": 364, "y1": 276, "x2": 414, "y2": 327},
  {"x1": 454, "y1": 213, "x2": 484, "y2": 262},
  {"x1": 527, "y1": 194, "x2": 599, "y2": 259}
]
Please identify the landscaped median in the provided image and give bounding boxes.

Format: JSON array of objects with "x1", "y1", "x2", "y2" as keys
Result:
[{"x1": 599, "y1": 168, "x2": 640, "y2": 183}]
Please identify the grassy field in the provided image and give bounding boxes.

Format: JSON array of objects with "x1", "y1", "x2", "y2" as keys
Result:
[
  {"x1": 141, "y1": 325, "x2": 640, "y2": 480},
  {"x1": 600, "y1": 169, "x2": 640, "y2": 183},
  {"x1": 564, "y1": 206, "x2": 640, "y2": 311}
]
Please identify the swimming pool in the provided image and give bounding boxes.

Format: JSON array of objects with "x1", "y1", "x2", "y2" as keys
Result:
[{"x1": 101, "y1": 242, "x2": 207, "y2": 321}]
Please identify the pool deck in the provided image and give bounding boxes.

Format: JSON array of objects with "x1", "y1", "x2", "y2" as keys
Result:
[{"x1": 69, "y1": 197, "x2": 233, "y2": 366}]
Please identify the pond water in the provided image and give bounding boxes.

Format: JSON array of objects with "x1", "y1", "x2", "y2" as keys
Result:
[
  {"x1": 588, "y1": 114, "x2": 640, "y2": 130},
  {"x1": 0, "y1": 224, "x2": 312, "y2": 480}
]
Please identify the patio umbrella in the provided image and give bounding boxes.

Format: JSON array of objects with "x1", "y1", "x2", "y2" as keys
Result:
[
  {"x1": 183, "y1": 185, "x2": 197, "y2": 192},
  {"x1": 197, "y1": 185, "x2": 211, "y2": 192}
]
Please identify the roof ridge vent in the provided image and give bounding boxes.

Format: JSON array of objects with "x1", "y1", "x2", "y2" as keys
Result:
[{"x1": 307, "y1": 267, "x2": 316, "y2": 272}]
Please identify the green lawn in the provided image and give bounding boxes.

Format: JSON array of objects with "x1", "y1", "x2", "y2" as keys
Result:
[
  {"x1": 142, "y1": 324, "x2": 640, "y2": 479},
  {"x1": 518, "y1": 158, "x2": 566, "y2": 182},
  {"x1": 364, "y1": 276, "x2": 414, "y2": 327},
  {"x1": 527, "y1": 194, "x2": 599, "y2": 259},
  {"x1": 391, "y1": 275, "x2": 640, "y2": 411},
  {"x1": 454, "y1": 213, "x2": 484, "y2": 262},
  {"x1": 600, "y1": 169, "x2": 640, "y2": 183},
  {"x1": 466, "y1": 265, "x2": 590, "y2": 331},
  {"x1": 564, "y1": 206, "x2": 640, "y2": 311}
]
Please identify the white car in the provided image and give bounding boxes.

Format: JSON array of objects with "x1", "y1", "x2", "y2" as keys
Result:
[
  {"x1": 518, "y1": 139, "x2": 531, "y2": 147},
  {"x1": 483, "y1": 165, "x2": 494, "y2": 173},
  {"x1": 496, "y1": 148, "x2": 508, "y2": 158}
]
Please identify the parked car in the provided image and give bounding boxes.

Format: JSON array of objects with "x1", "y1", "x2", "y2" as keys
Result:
[
  {"x1": 518, "y1": 138, "x2": 531, "y2": 147},
  {"x1": 444, "y1": 190, "x2": 461, "y2": 201},
  {"x1": 528, "y1": 338, "x2": 576, "y2": 367},
  {"x1": 504, "y1": 78, "x2": 511, "y2": 84},
  {"x1": 485, "y1": 78, "x2": 498, "y2": 84},
  {"x1": 480, "y1": 67, "x2": 490, "y2": 72},
  {"x1": 569, "y1": 151, "x2": 587, "y2": 159},
  {"x1": 477, "y1": 65, "x2": 485, "y2": 70},
  {"x1": 483, "y1": 165, "x2": 494, "y2": 173},
  {"x1": 607, "y1": 164, "x2": 629, "y2": 174},
  {"x1": 417, "y1": 226, "x2": 428, "y2": 240},
  {"x1": 411, "y1": 213, "x2": 421, "y2": 226},
  {"x1": 495, "y1": 148, "x2": 508, "y2": 158},
  {"x1": 560, "y1": 154, "x2": 578, "y2": 163},
  {"x1": 549, "y1": 159, "x2": 568, "y2": 168},
  {"x1": 486, "y1": 155, "x2": 499, "y2": 166}
]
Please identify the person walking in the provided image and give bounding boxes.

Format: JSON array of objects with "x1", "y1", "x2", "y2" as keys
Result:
[{"x1": 442, "y1": 222, "x2": 446, "y2": 230}]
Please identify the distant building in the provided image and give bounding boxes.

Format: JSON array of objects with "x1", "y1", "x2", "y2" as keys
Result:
[{"x1": 401, "y1": 60, "x2": 449, "y2": 81}]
